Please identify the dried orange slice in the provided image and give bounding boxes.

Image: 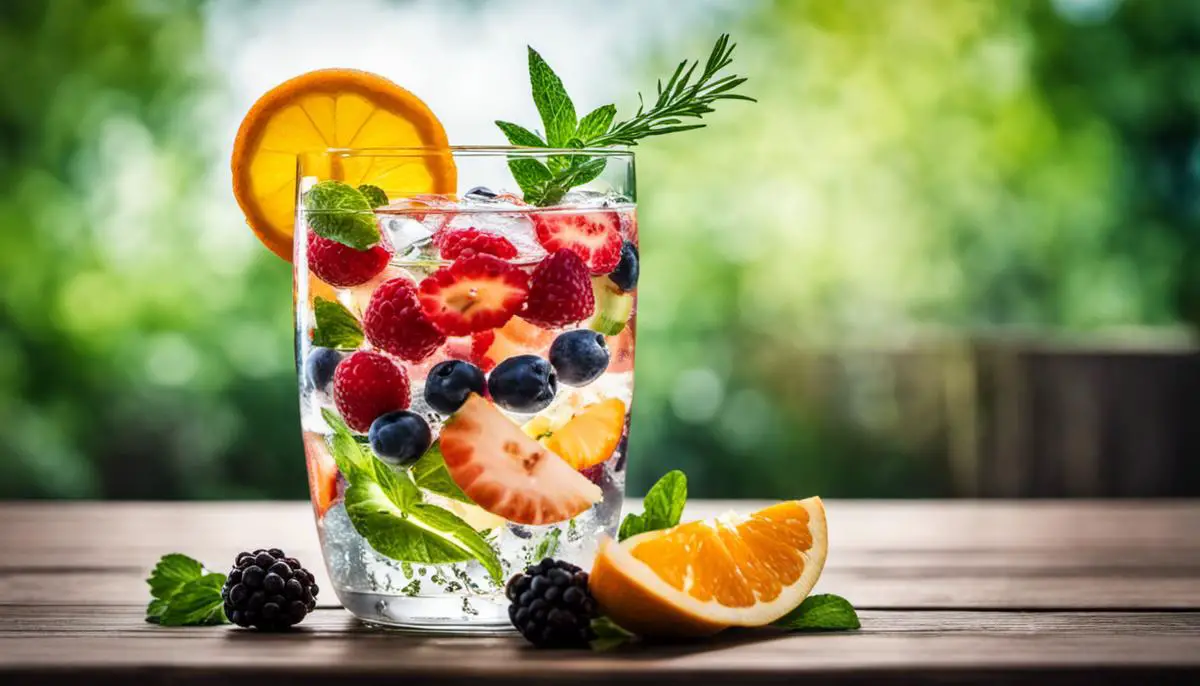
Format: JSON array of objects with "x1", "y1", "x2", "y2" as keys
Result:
[
  {"x1": 542, "y1": 398, "x2": 626, "y2": 470},
  {"x1": 590, "y1": 498, "x2": 827, "y2": 637},
  {"x1": 232, "y1": 69, "x2": 455, "y2": 260}
]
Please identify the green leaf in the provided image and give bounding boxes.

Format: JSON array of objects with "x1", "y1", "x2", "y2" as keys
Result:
[
  {"x1": 533, "y1": 529, "x2": 561, "y2": 560},
  {"x1": 146, "y1": 553, "x2": 204, "y2": 600},
  {"x1": 411, "y1": 444, "x2": 472, "y2": 503},
  {"x1": 157, "y1": 573, "x2": 229, "y2": 626},
  {"x1": 321, "y1": 408, "x2": 372, "y2": 483},
  {"x1": 527, "y1": 46, "x2": 577, "y2": 146},
  {"x1": 772, "y1": 594, "x2": 861, "y2": 632},
  {"x1": 345, "y1": 463, "x2": 503, "y2": 583},
  {"x1": 145, "y1": 598, "x2": 169, "y2": 624},
  {"x1": 310, "y1": 297, "x2": 364, "y2": 350},
  {"x1": 590, "y1": 616, "x2": 636, "y2": 651},
  {"x1": 357, "y1": 184, "x2": 389, "y2": 208},
  {"x1": 304, "y1": 180, "x2": 380, "y2": 250},
  {"x1": 618, "y1": 470, "x2": 687, "y2": 541},
  {"x1": 556, "y1": 157, "x2": 608, "y2": 189},
  {"x1": 495, "y1": 120, "x2": 547, "y2": 147},
  {"x1": 576, "y1": 104, "x2": 616, "y2": 142},
  {"x1": 507, "y1": 157, "x2": 554, "y2": 204}
]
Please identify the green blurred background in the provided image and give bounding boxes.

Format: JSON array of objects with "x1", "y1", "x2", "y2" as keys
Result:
[{"x1": 3, "y1": 0, "x2": 1198, "y2": 501}]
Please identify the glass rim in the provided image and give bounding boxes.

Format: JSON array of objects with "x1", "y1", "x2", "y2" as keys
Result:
[{"x1": 313, "y1": 145, "x2": 634, "y2": 159}]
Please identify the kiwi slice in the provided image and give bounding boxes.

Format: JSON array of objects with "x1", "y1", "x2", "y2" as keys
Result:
[{"x1": 587, "y1": 276, "x2": 634, "y2": 336}]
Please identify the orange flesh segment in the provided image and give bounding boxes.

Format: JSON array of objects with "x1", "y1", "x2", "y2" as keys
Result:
[{"x1": 629, "y1": 501, "x2": 814, "y2": 607}]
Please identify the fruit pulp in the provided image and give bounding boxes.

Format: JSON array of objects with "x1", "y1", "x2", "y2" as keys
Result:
[{"x1": 295, "y1": 190, "x2": 637, "y2": 631}]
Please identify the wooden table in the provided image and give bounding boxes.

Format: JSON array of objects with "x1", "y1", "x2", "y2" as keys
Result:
[{"x1": 1, "y1": 501, "x2": 1198, "y2": 685}]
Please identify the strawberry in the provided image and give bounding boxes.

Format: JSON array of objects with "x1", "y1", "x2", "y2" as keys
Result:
[
  {"x1": 531, "y1": 210, "x2": 622, "y2": 273},
  {"x1": 364, "y1": 278, "x2": 446, "y2": 362},
  {"x1": 523, "y1": 249, "x2": 595, "y2": 328},
  {"x1": 333, "y1": 350, "x2": 411, "y2": 432},
  {"x1": 418, "y1": 254, "x2": 529, "y2": 336},
  {"x1": 307, "y1": 232, "x2": 391, "y2": 288},
  {"x1": 470, "y1": 331, "x2": 497, "y2": 371},
  {"x1": 440, "y1": 394, "x2": 602, "y2": 525},
  {"x1": 436, "y1": 228, "x2": 518, "y2": 260}
]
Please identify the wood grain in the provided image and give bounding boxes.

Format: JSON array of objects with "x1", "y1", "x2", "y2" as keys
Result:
[{"x1": 1, "y1": 501, "x2": 1198, "y2": 684}]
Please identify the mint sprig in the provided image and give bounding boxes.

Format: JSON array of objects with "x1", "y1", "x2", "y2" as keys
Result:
[
  {"x1": 145, "y1": 554, "x2": 229, "y2": 626},
  {"x1": 772, "y1": 594, "x2": 861, "y2": 632},
  {"x1": 590, "y1": 616, "x2": 637, "y2": 652},
  {"x1": 303, "y1": 180, "x2": 380, "y2": 250},
  {"x1": 618, "y1": 469, "x2": 687, "y2": 541},
  {"x1": 321, "y1": 411, "x2": 502, "y2": 582},
  {"x1": 311, "y1": 297, "x2": 364, "y2": 350},
  {"x1": 496, "y1": 34, "x2": 753, "y2": 205}
]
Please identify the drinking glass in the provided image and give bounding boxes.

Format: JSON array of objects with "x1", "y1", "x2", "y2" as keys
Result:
[{"x1": 294, "y1": 147, "x2": 636, "y2": 631}]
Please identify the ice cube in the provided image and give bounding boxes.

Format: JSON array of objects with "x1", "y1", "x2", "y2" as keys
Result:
[
  {"x1": 382, "y1": 216, "x2": 432, "y2": 255},
  {"x1": 560, "y1": 189, "x2": 633, "y2": 209}
]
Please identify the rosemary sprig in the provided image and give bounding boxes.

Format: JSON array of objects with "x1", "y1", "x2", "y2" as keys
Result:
[
  {"x1": 495, "y1": 34, "x2": 753, "y2": 205},
  {"x1": 590, "y1": 34, "x2": 755, "y2": 147}
]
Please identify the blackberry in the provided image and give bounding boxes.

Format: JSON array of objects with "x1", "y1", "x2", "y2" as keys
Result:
[
  {"x1": 506, "y1": 558, "x2": 598, "y2": 648},
  {"x1": 222, "y1": 548, "x2": 319, "y2": 631}
]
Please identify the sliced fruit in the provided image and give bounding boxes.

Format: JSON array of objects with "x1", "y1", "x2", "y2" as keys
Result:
[
  {"x1": 531, "y1": 210, "x2": 623, "y2": 273},
  {"x1": 590, "y1": 498, "x2": 828, "y2": 637},
  {"x1": 475, "y1": 317, "x2": 555, "y2": 370},
  {"x1": 440, "y1": 394, "x2": 602, "y2": 525},
  {"x1": 542, "y1": 398, "x2": 626, "y2": 470},
  {"x1": 418, "y1": 254, "x2": 530, "y2": 336},
  {"x1": 586, "y1": 276, "x2": 634, "y2": 335},
  {"x1": 232, "y1": 69, "x2": 454, "y2": 261},
  {"x1": 303, "y1": 432, "x2": 339, "y2": 516},
  {"x1": 608, "y1": 319, "x2": 636, "y2": 373},
  {"x1": 445, "y1": 500, "x2": 509, "y2": 532}
]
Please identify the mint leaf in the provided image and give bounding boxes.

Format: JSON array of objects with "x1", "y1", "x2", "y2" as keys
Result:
[
  {"x1": 576, "y1": 104, "x2": 616, "y2": 142},
  {"x1": 357, "y1": 184, "x2": 388, "y2": 209},
  {"x1": 304, "y1": 180, "x2": 380, "y2": 250},
  {"x1": 527, "y1": 47, "x2": 576, "y2": 147},
  {"x1": 146, "y1": 598, "x2": 169, "y2": 624},
  {"x1": 158, "y1": 573, "x2": 229, "y2": 626},
  {"x1": 590, "y1": 616, "x2": 636, "y2": 651},
  {"x1": 507, "y1": 157, "x2": 555, "y2": 204},
  {"x1": 321, "y1": 408, "x2": 372, "y2": 483},
  {"x1": 533, "y1": 529, "x2": 561, "y2": 560},
  {"x1": 411, "y1": 443, "x2": 472, "y2": 503},
  {"x1": 311, "y1": 297, "x2": 364, "y2": 350},
  {"x1": 147, "y1": 553, "x2": 204, "y2": 601},
  {"x1": 496, "y1": 120, "x2": 547, "y2": 147},
  {"x1": 345, "y1": 461, "x2": 503, "y2": 583},
  {"x1": 772, "y1": 594, "x2": 861, "y2": 632},
  {"x1": 618, "y1": 470, "x2": 687, "y2": 541}
]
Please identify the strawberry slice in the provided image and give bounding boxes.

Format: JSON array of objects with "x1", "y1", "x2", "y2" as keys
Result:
[
  {"x1": 303, "y1": 432, "x2": 339, "y2": 517},
  {"x1": 418, "y1": 254, "x2": 529, "y2": 336},
  {"x1": 440, "y1": 394, "x2": 602, "y2": 525},
  {"x1": 532, "y1": 210, "x2": 623, "y2": 273}
]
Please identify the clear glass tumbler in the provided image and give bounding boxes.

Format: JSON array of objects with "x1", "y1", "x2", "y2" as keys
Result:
[{"x1": 293, "y1": 147, "x2": 637, "y2": 631}]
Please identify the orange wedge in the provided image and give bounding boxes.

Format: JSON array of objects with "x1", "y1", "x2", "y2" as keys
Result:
[
  {"x1": 232, "y1": 69, "x2": 456, "y2": 260},
  {"x1": 542, "y1": 398, "x2": 626, "y2": 470},
  {"x1": 590, "y1": 498, "x2": 827, "y2": 637}
]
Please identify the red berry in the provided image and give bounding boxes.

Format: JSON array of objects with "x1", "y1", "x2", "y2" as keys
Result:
[
  {"x1": 470, "y1": 330, "x2": 497, "y2": 371},
  {"x1": 333, "y1": 351, "x2": 410, "y2": 432},
  {"x1": 364, "y1": 278, "x2": 446, "y2": 362},
  {"x1": 418, "y1": 254, "x2": 529, "y2": 336},
  {"x1": 523, "y1": 250, "x2": 595, "y2": 328},
  {"x1": 436, "y1": 229, "x2": 518, "y2": 260},
  {"x1": 307, "y1": 233, "x2": 390, "y2": 287},
  {"x1": 531, "y1": 210, "x2": 622, "y2": 273}
]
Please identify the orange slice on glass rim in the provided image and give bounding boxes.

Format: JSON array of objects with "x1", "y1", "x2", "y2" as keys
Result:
[
  {"x1": 232, "y1": 69, "x2": 456, "y2": 261},
  {"x1": 590, "y1": 498, "x2": 828, "y2": 637}
]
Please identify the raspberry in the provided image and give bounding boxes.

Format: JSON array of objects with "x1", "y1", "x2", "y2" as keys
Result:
[
  {"x1": 364, "y1": 278, "x2": 446, "y2": 362},
  {"x1": 333, "y1": 351, "x2": 411, "y2": 432},
  {"x1": 307, "y1": 232, "x2": 390, "y2": 288},
  {"x1": 437, "y1": 228, "x2": 518, "y2": 260},
  {"x1": 471, "y1": 330, "x2": 497, "y2": 371},
  {"x1": 523, "y1": 250, "x2": 595, "y2": 328},
  {"x1": 418, "y1": 254, "x2": 529, "y2": 336}
]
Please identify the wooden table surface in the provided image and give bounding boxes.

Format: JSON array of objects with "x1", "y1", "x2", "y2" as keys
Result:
[{"x1": 1, "y1": 500, "x2": 1198, "y2": 685}]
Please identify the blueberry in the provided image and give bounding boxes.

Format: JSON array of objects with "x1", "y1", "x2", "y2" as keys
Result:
[
  {"x1": 424, "y1": 360, "x2": 486, "y2": 414},
  {"x1": 465, "y1": 186, "x2": 497, "y2": 199},
  {"x1": 548, "y1": 330, "x2": 610, "y2": 387},
  {"x1": 368, "y1": 411, "x2": 432, "y2": 466},
  {"x1": 607, "y1": 240, "x2": 639, "y2": 291},
  {"x1": 305, "y1": 347, "x2": 343, "y2": 392},
  {"x1": 487, "y1": 355, "x2": 557, "y2": 413}
]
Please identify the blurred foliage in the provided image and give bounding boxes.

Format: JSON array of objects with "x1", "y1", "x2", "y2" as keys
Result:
[{"x1": 1, "y1": 0, "x2": 1197, "y2": 500}]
